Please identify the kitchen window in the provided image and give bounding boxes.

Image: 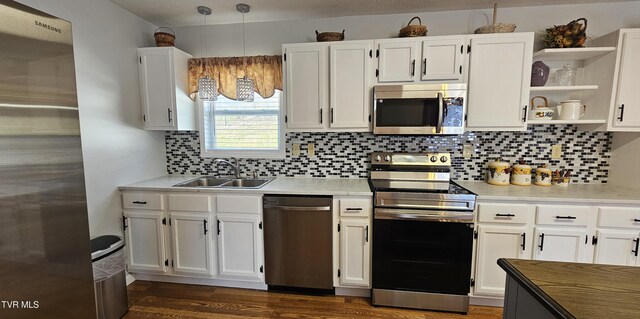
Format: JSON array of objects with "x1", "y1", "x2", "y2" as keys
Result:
[{"x1": 199, "y1": 90, "x2": 284, "y2": 158}]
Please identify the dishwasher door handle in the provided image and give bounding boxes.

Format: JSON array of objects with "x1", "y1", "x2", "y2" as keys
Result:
[{"x1": 263, "y1": 204, "x2": 331, "y2": 211}]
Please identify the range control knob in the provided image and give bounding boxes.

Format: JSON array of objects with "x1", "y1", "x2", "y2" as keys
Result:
[
  {"x1": 374, "y1": 155, "x2": 382, "y2": 162},
  {"x1": 384, "y1": 155, "x2": 391, "y2": 162},
  {"x1": 440, "y1": 156, "x2": 448, "y2": 163},
  {"x1": 430, "y1": 155, "x2": 438, "y2": 163}
]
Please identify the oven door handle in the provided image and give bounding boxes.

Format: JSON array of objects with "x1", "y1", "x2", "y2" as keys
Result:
[
  {"x1": 437, "y1": 92, "x2": 444, "y2": 134},
  {"x1": 374, "y1": 208, "x2": 473, "y2": 223}
]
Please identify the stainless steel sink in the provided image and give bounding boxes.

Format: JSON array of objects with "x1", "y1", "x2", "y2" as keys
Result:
[
  {"x1": 173, "y1": 177, "x2": 272, "y2": 189},
  {"x1": 174, "y1": 177, "x2": 231, "y2": 187},
  {"x1": 221, "y1": 178, "x2": 271, "y2": 188}
]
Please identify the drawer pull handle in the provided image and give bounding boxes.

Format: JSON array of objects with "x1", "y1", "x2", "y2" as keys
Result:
[
  {"x1": 521, "y1": 233, "x2": 526, "y2": 251},
  {"x1": 538, "y1": 233, "x2": 545, "y2": 251},
  {"x1": 633, "y1": 238, "x2": 639, "y2": 257},
  {"x1": 132, "y1": 201, "x2": 147, "y2": 205},
  {"x1": 555, "y1": 215, "x2": 576, "y2": 220},
  {"x1": 346, "y1": 208, "x2": 363, "y2": 211},
  {"x1": 496, "y1": 213, "x2": 515, "y2": 217},
  {"x1": 634, "y1": 219, "x2": 640, "y2": 223}
]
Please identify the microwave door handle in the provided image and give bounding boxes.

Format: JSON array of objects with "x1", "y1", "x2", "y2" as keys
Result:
[{"x1": 437, "y1": 92, "x2": 443, "y2": 133}]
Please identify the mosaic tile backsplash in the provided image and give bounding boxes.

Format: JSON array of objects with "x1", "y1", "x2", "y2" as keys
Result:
[{"x1": 166, "y1": 125, "x2": 612, "y2": 183}]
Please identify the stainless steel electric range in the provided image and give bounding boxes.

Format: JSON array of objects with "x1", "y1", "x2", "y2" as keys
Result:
[{"x1": 369, "y1": 152, "x2": 476, "y2": 314}]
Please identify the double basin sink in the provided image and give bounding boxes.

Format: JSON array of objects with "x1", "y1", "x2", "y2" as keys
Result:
[{"x1": 173, "y1": 176, "x2": 273, "y2": 189}]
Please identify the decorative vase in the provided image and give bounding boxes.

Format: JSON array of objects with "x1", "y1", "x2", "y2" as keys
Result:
[{"x1": 531, "y1": 61, "x2": 550, "y2": 87}]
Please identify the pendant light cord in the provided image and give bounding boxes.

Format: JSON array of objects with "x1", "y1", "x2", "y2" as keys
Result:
[{"x1": 242, "y1": 11, "x2": 247, "y2": 76}]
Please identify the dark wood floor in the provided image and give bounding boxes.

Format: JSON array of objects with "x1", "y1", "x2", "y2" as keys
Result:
[{"x1": 124, "y1": 281, "x2": 503, "y2": 319}]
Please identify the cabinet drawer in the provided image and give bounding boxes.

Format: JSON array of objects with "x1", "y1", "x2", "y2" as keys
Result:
[
  {"x1": 477, "y1": 203, "x2": 530, "y2": 224},
  {"x1": 339, "y1": 198, "x2": 372, "y2": 217},
  {"x1": 536, "y1": 205, "x2": 594, "y2": 226},
  {"x1": 122, "y1": 192, "x2": 164, "y2": 210},
  {"x1": 168, "y1": 194, "x2": 211, "y2": 212},
  {"x1": 217, "y1": 195, "x2": 261, "y2": 214},
  {"x1": 598, "y1": 207, "x2": 640, "y2": 229}
]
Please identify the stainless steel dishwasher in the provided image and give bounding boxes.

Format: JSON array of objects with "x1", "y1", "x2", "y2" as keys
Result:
[{"x1": 263, "y1": 195, "x2": 333, "y2": 290}]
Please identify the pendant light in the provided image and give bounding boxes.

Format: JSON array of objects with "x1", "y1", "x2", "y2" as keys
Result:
[
  {"x1": 197, "y1": 5, "x2": 217, "y2": 101},
  {"x1": 235, "y1": 3, "x2": 254, "y2": 102}
]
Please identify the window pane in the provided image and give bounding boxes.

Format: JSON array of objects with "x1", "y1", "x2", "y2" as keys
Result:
[{"x1": 203, "y1": 91, "x2": 281, "y2": 152}]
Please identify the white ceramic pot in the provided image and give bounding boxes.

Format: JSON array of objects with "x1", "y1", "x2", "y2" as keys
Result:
[
  {"x1": 529, "y1": 96, "x2": 555, "y2": 120},
  {"x1": 534, "y1": 164, "x2": 552, "y2": 186},
  {"x1": 510, "y1": 161, "x2": 532, "y2": 186},
  {"x1": 557, "y1": 100, "x2": 586, "y2": 120},
  {"x1": 487, "y1": 158, "x2": 510, "y2": 186}
]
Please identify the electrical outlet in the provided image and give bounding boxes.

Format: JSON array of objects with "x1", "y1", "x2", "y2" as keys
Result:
[
  {"x1": 551, "y1": 144, "x2": 562, "y2": 159},
  {"x1": 292, "y1": 143, "x2": 300, "y2": 157},
  {"x1": 307, "y1": 143, "x2": 315, "y2": 158},
  {"x1": 463, "y1": 144, "x2": 474, "y2": 158}
]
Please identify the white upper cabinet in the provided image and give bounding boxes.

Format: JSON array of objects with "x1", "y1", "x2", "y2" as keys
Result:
[
  {"x1": 421, "y1": 37, "x2": 465, "y2": 81},
  {"x1": 375, "y1": 36, "x2": 466, "y2": 84},
  {"x1": 612, "y1": 30, "x2": 640, "y2": 129},
  {"x1": 466, "y1": 33, "x2": 533, "y2": 131},
  {"x1": 329, "y1": 41, "x2": 373, "y2": 129},
  {"x1": 376, "y1": 40, "x2": 419, "y2": 83},
  {"x1": 283, "y1": 41, "x2": 372, "y2": 132},
  {"x1": 137, "y1": 47, "x2": 195, "y2": 131},
  {"x1": 284, "y1": 44, "x2": 327, "y2": 129}
]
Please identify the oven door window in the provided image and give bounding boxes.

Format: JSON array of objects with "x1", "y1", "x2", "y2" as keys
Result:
[
  {"x1": 372, "y1": 218, "x2": 473, "y2": 295},
  {"x1": 375, "y1": 98, "x2": 439, "y2": 127}
]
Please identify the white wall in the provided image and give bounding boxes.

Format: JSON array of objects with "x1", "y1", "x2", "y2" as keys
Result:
[
  {"x1": 609, "y1": 133, "x2": 640, "y2": 190},
  {"x1": 15, "y1": 0, "x2": 167, "y2": 237},
  {"x1": 172, "y1": 1, "x2": 640, "y2": 57}
]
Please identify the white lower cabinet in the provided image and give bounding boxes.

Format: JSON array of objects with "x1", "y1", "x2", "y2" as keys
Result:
[
  {"x1": 339, "y1": 219, "x2": 370, "y2": 286},
  {"x1": 474, "y1": 225, "x2": 531, "y2": 296},
  {"x1": 594, "y1": 229, "x2": 640, "y2": 266},
  {"x1": 335, "y1": 196, "x2": 372, "y2": 288},
  {"x1": 123, "y1": 210, "x2": 167, "y2": 274},
  {"x1": 533, "y1": 227, "x2": 591, "y2": 262},
  {"x1": 169, "y1": 212, "x2": 213, "y2": 277},
  {"x1": 122, "y1": 192, "x2": 264, "y2": 284},
  {"x1": 216, "y1": 213, "x2": 263, "y2": 280}
]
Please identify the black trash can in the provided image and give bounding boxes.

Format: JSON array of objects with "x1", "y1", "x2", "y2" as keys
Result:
[{"x1": 91, "y1": 235, "x2": 128, "y2": 319}]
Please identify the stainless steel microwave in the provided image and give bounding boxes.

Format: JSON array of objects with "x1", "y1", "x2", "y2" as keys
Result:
[{"x1": 373, "y1": 84, "x2": 467, "y2": 135}]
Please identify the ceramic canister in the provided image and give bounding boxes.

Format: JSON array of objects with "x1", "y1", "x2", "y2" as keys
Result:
[
  {"x1": 510, "y1": 161, "x2": 532, "y2": 186},
  {"x1": 535, "y1": 164, "x2": 553, "y2": 186},
  {"x1": 487, "y1": 158, "x2": 511, "y2": 186}
]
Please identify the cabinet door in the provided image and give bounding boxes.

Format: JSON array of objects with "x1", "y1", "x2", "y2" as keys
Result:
[
  {"x1": 594, "y1": 230, "x2": 639, "y2": 266},
  {"x1": 329, "y1": 42, "x2": 372, "y2": 129},
  {"x1": 123, "y1": 211, "x2": 167, "y2": 274},
  {"x1": 138, "y1": 49, "x2": 175, "y2": 129},
  {"x1": 613, "y1": 30, "x2": 640, "y2": 128},
  {"x1": 466, "y1": 34, "x2": 533, "y2": 130},
  {"x1": 339, "y1": 219, "x2": 371, "y2": 287},
  {"x1": 284, "y1": 45, "x2": 327, "y2": 129},
  {"x1": 533, "y1": 227, "x2": 590, "y2": 263},
  {"x1": 169, "y1": 212, "x2": 213, "y2": 277},
  {"x1": 217, "y1": 213, "x2": 263, "y2": 280},
  {"x1": 377, "y1": 41, "x2": 419, "y2": 83},
  {"x1": 421, "y1": 38, "x2": 465, "y2": 81},
  {"x1": 474, "y1": 225, "x2": 531, "y2": 297}
]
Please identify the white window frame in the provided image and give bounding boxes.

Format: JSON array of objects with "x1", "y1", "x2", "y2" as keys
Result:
[{"x1": 197, "y1": 92, "x2": 286, "y2": 159}]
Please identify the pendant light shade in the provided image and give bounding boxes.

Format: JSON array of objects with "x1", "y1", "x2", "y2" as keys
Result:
[
  {"x1": 197, "y1": 6, "x2": 217, "y2": 101},
  {"x1": 235, "y1": 3, "x2": 254, "y2": 102}
]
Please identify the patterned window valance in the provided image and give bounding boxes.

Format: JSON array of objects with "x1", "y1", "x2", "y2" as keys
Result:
[{"x1": 188, "y1": 55, "x2": 282, "y2": 101}]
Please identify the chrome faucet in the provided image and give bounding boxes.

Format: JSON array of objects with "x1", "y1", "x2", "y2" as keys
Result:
[{"x1": 214, "y1": 157, "x2": 241, "y2": 178}]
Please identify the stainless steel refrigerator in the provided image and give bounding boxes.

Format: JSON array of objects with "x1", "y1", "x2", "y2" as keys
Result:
[{"x1": 0, "y1": 1, "x2": 97, "y2": 318}]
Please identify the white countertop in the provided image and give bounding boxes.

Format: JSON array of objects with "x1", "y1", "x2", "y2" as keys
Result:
[
  {"x1": 457, "y1": 181, "x2": 640, "y2": 205},
  {"x1": 118, "y1": 175, "x2": 373, "y2": 196}
]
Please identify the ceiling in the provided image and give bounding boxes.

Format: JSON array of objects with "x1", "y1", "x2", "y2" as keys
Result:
[{"x1": 111, "y1": 0, "x2": 632, "y2": 27}]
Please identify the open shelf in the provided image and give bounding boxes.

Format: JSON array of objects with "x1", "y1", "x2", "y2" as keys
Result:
[
  {"x1": 530, "y1": 85, "x2": 598, "y2": 92},
  {"x1": 527, "y1": 119, "x2": 606, "y2": 125},
  {"x1": 533, "y1": 47, "x2": 616, "y2": 61}
]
